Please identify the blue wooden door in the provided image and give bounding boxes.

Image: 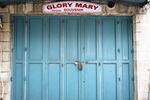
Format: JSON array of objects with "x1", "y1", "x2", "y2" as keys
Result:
[{"x1": 12, "y1": 16, "x2": 133, "y2": 100}]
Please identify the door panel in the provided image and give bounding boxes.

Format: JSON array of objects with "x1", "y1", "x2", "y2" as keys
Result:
[
  {"x1": 48, "y1": 64, "x2": 60, "y2": 100},
  {"x1": 14, "y1": 64, "x2": 24, "y2": 100},
  {"x1": 84, "y1": 18, "x2": 97, "y2": 61},
  {"x1": 103, "y1": 64, "x2": 117, "y2": 100},
  {"x1": 121, "y1": 19, "x2": 129, "y2": 60},
  {"x1": 84, "y1": 64, "x2": 97, "y2": 100},
  {"x1": 66, "y1": 18, "x2": 79, "y2": 60},
  {"x1": 47, "y1": 17, "x2": 62, "y2": 100},
  {"x1": 65, "y1": 17, "x2": 80, "y2": 100},
  {"x1": 66, "y1": 64, "x2": 79, "y2": 100},
  {"x1": 83, "y1": 18, "x2": 97, "y2": 100},
  {"x1": 27, "y1": 17, "x2": 45, "y2": 100},
  {"x1": 28, "y1": 18, "x2": 43, "y2": 60},
  {"x1": 13, "y1": 16, "x2": 133, "y2": 100},
  {"x1": 28, "y1": 64, "x2": 42, "y2": 100},
  {"x1": 102, "y1": 19, "x2": 116, "y2": 60},
  {"x1": 15, "y1": 18, "x2": 24, "y2": 60},
  {"x1": 120, "y1": 18, "x2": 133, "y2": 100},
  {"x1": 13, "y1": 17, "x2": 25, "y2": 100},
  {"x1": 48, "y1": 18, "x2": 61, "y2": 60},
  {"x1": 122, "y1": 64, "x2": 130, "y2": 100}
]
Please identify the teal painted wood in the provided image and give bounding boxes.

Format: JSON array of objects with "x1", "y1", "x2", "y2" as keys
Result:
[
  {"x1": 12, "y1": 16, "x2": 25, "y2": 100},
  {"x1": 82, "y1": 17, "x2": 97, "y2": 100},
  {"x1": 12, "y1": 16, "x2": 133, "y2": 100},
  {"x1": 64, "y1": 17, "x2": 80, "y2": 100},
  {"x1": 27, "y1": 17, "x2": 44, "y2": 100},
  {"x1": 48, "y1": 17, "x2": 61, "y2": 100}
]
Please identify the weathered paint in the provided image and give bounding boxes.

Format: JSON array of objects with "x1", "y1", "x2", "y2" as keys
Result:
[{"x1": 12, "y1": 16, "x2": 133, "y2": 100}]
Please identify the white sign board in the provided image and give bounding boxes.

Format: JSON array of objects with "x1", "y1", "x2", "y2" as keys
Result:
[{"x1": 43, "y1": 1, "x2": 102, "y2": 14}]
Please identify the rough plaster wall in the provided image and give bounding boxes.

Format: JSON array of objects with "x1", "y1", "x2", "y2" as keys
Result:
[
  {"x1": 0, "y1": 2, "x2": 149, "y2": 100},
  {"x1": 134, "y1": 9, "x2": 150, "y2": 100},
  {"x1": 0, "y1": 7, "x2": 11, "y2": 100}
]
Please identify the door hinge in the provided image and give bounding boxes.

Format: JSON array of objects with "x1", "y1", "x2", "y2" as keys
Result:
[
  {"x1": 61, "y1": 64, "x2": 64, "y2": 67},
  {"x1": 132, "y1": 77, "x2": 134, "y2": 81},
  {"x1": 24, "y1": 77, "x2": 26, "y2": 81},
  {"x1": 24, "y1": 48, "x2": 27, "y2": 51},
  {"x1": 11, "y1": 48, "x2": 13, "y2": 52},
  {"x1": 117, "y1": 48, "x2": 120, "y2": 53},
  {"x1": 25, "y1": 20, "x2": 28, "y2": 23},
  {"x1": 10, "y1": 77, "x2": 13, "y2": 82},
  {"x1": 117, "y1": 21, "x2": 119, "y2": 24},
  {"x1": 131, "y1": 49, "x2": 134, "y2": 54},
  {"x1": 98, "y1": 62, "x2": 101, "y2": 66}
]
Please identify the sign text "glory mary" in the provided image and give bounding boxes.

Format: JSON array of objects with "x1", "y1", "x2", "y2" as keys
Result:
[
  {"x1": 47, "y1": 2, "x2": 99, "y2": 10},
  {"x1": 43, "y1": 1, "x2": 102, "y2": 14}
]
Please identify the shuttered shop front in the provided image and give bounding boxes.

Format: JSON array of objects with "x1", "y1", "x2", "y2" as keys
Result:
[{"x1": 12, "y1": 16, "x2": 133, "y2": 100}]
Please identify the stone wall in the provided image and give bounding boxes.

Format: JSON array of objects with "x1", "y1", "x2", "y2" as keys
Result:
[
  {"x1": 133, "y1": 9, "x2": 150, "y2": 100},
  {"x1": 0, "y1": 8, "x2": 11, "y2": 100},
  {"x1": 0, "y1": 2, "x2": 149, "y2": 100}
]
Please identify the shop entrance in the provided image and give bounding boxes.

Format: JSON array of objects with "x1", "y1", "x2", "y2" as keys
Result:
[{"x1": 12, "y1": 16, "x2": 133, "y2": 100}]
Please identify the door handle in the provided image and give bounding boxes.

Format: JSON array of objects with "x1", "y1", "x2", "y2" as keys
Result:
[{"x1": 74, "y1": 61, "x2": 83, "y2": 71}]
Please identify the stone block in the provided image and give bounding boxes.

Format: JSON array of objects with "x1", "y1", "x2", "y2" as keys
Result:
[
  {"x1": 0, "y1": 52, "x2": 2, "y2": 61},
  {"x1": 2, "y1": 52, "x2": 10, "y2": 62},
  {"x1": 0, "y1": 82, "x2": 9, "y2": 94},
  {"x1": 117, "y1": 4, "x2": 129, "y2": 13},
  {"x1": 1, "y1": 62, "x2": 10, "y2": 72},
  {"x1": 9, "y1": 5, "x2": 15, "y2": 14},
  {"x1": 1, "y1": 94, "x2": 9, "y2": 100},
  {"x1": 2, "y1": 42, "x2": 10, "y2": 52},
  {"x1": 2, "y1": 23, "x2": 10, "y2": 32},
  {"x1": 0, "y1": 7, "x2": 9, "y2": 13},
  {"x1": 3, "y1": 32, "x2": 10, "y2": 42},
  {"x1": 33, "y1": 3, "x2": 42, "y2": 12},
  {"x1": 0, "y1": 72, "x2": 9, "y2": 82},
  {"x1": 16, "y1": 4, "x2": 24, "y2": 14},
  {"x1": 2, "y1": 14, "x2": 10, "y2": 23},
  {"x1": 0, "y1": 32, "x2": 3, "y2": 42},
  {"x1": 23, "y1": 3, "x2": 33, "y2": 13}
]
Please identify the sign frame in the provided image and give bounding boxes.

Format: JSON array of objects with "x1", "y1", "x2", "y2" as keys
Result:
[{"x1": 43, "y1": 1, "x2": 102, "y2": 14}]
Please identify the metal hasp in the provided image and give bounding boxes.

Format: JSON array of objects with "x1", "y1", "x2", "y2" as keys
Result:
[{"x1": 74, "y1": 61, "x2": 83, "y2": 71}]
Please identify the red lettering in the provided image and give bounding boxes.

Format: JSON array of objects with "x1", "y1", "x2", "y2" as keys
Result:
[
  {"x1": 82, "y1": 4, "x2": 88, "y2": 8},
  {"x1": 52, "y1": 5, "x2": 57, "y2": 9},
  {"x1": 63, "y1": 3, "x2": 67, "y2": 7},
  {"x1": 75, "y1": 3, "x2": 83, "y2": 8},
  {"x1": 46, "y1": 2, "x2": 100, "y2": 11},
  {"x1": 88, "y1": 5, "x2": 93, "y2": 9},
  {"x1": 94, "y1": 5, "x2": 99, "y2": 10},
  {"x1": 68, "y1": 3, "x2": 73, "y2": 7},
  {"x1": 62, "y1": 3, "x2": 72, "y2": 7},
  {"x1": 57, "y1": 4, "x2": 62, "y2": 8},
  {"x1": 47, "y1": 5, "x2": 52, "y2": 10}
]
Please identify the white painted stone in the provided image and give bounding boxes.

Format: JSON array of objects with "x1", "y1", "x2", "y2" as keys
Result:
[{"x1": 23, "y1": 3, "x2": 33, "y2": 14}]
